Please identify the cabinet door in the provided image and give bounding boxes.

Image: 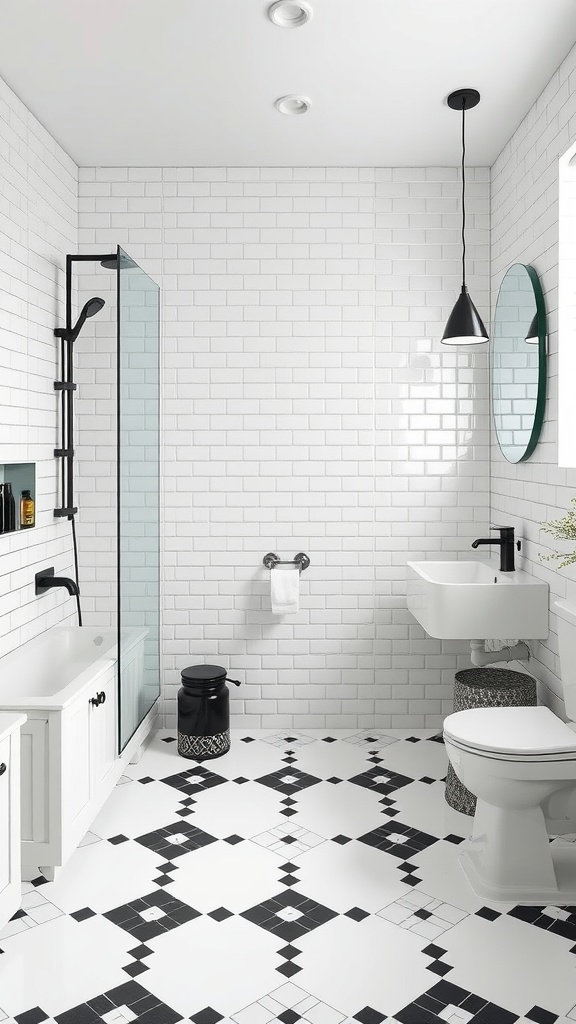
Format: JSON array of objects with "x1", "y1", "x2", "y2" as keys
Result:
[
  {"x1": 0, "y1": 729, "x2": 21, "y2": 927},
  {"x1": 0, "y1": 734, "x2": 11, "y2": 897},
  {"x1": 90, "y1": 672, "x2": 117, "y2": 803},
  {"x1": 63, "y1": 693, "x2": 92, "y2": 828}
]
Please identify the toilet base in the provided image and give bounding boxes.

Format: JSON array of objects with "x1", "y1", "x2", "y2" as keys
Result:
[{"x1": 460, "y1": 840, "x2": 576, "y2": 904}]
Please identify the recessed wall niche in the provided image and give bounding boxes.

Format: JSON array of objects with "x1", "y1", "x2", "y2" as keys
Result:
[{"x1": 0, "y1": 463, "x2": 36, "y2": 536}]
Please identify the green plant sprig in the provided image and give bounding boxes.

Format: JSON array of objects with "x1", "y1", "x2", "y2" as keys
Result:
[{"x1": 540, "y1": 497, "x2": 576, "y2": 568}]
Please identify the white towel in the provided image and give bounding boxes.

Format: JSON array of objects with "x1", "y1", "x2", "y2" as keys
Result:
[{"x1": 270, "y1": 565, "x2": 300, "y2": 615}]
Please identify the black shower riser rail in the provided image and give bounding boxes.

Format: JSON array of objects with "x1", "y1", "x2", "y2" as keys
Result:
[{"x1": 53, "y1": 252, "x2": 116, "y2": 520}]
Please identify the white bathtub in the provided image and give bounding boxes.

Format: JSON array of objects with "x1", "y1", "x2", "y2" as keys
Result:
[
  {"x1": 0, "y1": 626, "x2": 145, "y2": 709},
  {"x1": 0, "y1": 625, "x2": 152, "y2": 880}
]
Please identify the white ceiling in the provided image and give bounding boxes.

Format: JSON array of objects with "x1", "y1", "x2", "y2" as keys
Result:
[{"x1": 0, "y1": 0, "x2": 575, "y2": 167}]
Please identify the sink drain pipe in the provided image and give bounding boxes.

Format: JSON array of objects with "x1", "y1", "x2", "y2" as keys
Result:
[{"x1": 469, "y1": 639, "x2": 530, "y2": 667}]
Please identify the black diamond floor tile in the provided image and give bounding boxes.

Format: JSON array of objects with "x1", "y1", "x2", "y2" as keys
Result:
[
  {"x1": 348, "y1": 766, "x2": 414, "y2": 796},
  {"x1": 135, "y1": 820, "x2": 217, "y2": 860},
  {"x1": 344, "y1": 907, "x2": 370, "y2": 922},
  {"x1": 104, "y1": 889, "x2": 201, "y2": 942},
  {"x1": 15, "y1": 1010, "x2": 49, "y2": 1024},
  {"x1": 358, "y1": 820, "x2": 438, "y2": 860},
  {"x1": 190, "y1": 1008, "x2": 225, "y2": 1024},
  {"x1": 394, "y1": 981, "x2": 515, "y2": 1024},
  {"x1": 353, "y1": 1008, "x2": 387, "y2": 1024},
  {"x1": 160, "y1": 764, "x2": 227, "y2": 797},
  {"x1": 208, "y1": 907, "x2": 234, "y2": 922},
  {"x1": 476, "y1": 907, "x2": 501, "y2": 922},
  {"x1": 70, "y1": 907, "x2": 96, "y2": 922},
  {"x1": 122, "y1": 960, "x2": 149, "y2": 977},
  {"x1": 55, "y1": 981, "x2": 182, "y2": 1024},
  {"x1": 278, "y1": 944, "x2": 302, "y2": 960},
  {"x1": 276, "y1": 961, "x2": 303, "y2": 977},
  {"x1": 255, "y1": 767, "x2": 321, "y2": 797},
  {"x1": 278, "y1": 1009, "x2": 300, "y2": 1024},
  {"x1": 241, "y1": 889, "x2": 338, "y2": 942}
]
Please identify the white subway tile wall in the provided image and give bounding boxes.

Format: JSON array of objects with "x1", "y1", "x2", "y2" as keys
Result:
[
  {"x1": 76, "y1": 166, "x2": 490, "y2": 729},
  {"x1": 0, "y1": 75, "x2": 79, "y2": 657},
  {"x1": 491, "y1": 42, "x2": 576, "y2": 717}
]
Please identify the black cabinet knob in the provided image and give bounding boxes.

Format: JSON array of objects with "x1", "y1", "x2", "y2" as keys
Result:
[
  {"x1": 90, "y1": 691, "x2": 106, "y2": 707},
  {"x1": 0, "y1": 763, "x2": 6, "y2": 776}
]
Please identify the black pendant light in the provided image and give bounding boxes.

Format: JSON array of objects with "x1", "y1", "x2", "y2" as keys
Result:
[
  {"x1": 524, "y1": 313, "x2": 539, "y2": 344},
  {"x1": 441, "y1": 89, "x2": 489, "y2": 346}
]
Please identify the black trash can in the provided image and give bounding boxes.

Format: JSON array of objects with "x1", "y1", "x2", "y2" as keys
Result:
[
  {"x1": 178, "y1": 664, "x2": 241, "y2": 761},
  {"x1": 445, "y1": 667, "x2": 537, "y2": 815}
]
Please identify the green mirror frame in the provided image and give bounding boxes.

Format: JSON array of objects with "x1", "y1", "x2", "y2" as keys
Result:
[{"x1": 491, "y1": 263, "x2": 547, "y2": 464}]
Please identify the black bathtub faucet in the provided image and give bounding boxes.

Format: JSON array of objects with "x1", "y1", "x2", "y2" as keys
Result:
[
  {"x1": 471, "y1": 526, "x2": 517, "y2": 573},
  {"x1": 35, "y1": 566, "x2": 79, "y2": 597}
]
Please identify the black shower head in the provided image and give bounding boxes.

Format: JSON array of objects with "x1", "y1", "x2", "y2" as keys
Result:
[
  {"x1": 100, "y1": 253, "x2": 136, "y2": 271},
  {"x1": 58, "y1": 296, "x2": 105, "y2": 342},
  {"x1": 83, "y1": 296, "x2": 105, "y2": 319}
]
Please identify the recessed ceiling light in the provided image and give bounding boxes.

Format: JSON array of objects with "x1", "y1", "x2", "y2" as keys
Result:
[
  {"x1": 274, "y1": 94, "x2": 311, "y2": 116},
  {"x1": 268, "y1": 1, "x2": 313, "y2": 28}
]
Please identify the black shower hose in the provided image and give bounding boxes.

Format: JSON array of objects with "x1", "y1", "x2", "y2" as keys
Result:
[{"x1": 71, "y1": 515, "x2": 83, "y2": 627}]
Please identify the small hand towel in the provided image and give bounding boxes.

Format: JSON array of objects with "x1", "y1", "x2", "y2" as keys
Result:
[{"x1": 270, "y1": 565, "x2": 300, "y2": 615}]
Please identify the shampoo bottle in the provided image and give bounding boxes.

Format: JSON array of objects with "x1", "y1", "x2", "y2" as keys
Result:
[
  {"x1": 3, "y1": 483, "x2": 15, "y2": 532},
  {"x1": 20, "y1": 489, "x2": 34, "y2": 529}
]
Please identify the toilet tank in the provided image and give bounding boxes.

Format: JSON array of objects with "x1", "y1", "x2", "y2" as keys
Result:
[{"x1": 555, "y1": 599, "x2": 576, "y2": 719}]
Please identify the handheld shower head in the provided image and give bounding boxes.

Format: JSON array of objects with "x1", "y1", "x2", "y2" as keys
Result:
[
  {"x1": 55, "y1": 296, "x2": 105, "y2": 342},
  {"x1": 82, "y1": 296, "x2": 105, "y2": 319}
]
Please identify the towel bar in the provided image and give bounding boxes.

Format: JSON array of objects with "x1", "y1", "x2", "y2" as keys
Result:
[{"x1": 263, "y1": 552, "x2": 310, "y2": 572}]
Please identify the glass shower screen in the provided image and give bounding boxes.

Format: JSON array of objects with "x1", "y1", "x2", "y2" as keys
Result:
[{"x1": 117, "y1": 246, "x2": 161, "y2": 751}]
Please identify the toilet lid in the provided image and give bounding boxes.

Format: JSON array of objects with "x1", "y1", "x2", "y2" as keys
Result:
[{"x1": 443, "y1": 705, "x2": 576, "y2": 756}]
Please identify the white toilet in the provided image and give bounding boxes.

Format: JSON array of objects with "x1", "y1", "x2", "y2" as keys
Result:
[{"x1": 443, "y1": 598, "x2": 576, "y2": 904}]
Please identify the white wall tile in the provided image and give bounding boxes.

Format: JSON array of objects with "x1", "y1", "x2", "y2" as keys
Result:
[
  {"x1": 491, "y1": 42, "x2": 576, "y2": 716},
  {"x1": 77, "y1": 163, "x2": 490, "y2": 728},
  {"x1": 0, "y1": 75, "x2": 78, "y2": 657}
]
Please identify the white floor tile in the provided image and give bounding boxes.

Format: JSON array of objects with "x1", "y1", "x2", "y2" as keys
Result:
[
  {"x1": 144, "y1": 916, "x2": 280, "y2": 1018},
  {"x1": 295, "y1": 779, "x2": 385, "y2": 839},
  {"x1": 167, "y1": 839, "x2": 283, "y2": 914},
  {"x1": 90, "y1": 776, "x2": 183, "y2": 839},
  {"x1": 189, "y1": 781, "x2": 284, "y2": 839},
  {"x1": 440, "y1": 912, "x2": 576, "y2": 1017},
  {"x1": 294, "y1": 837, "x2": 412, "y2": 914},
  {"x1": 0, "y1": 914, "x2": 135, "y2": 1019},
  {"x1": 389, "y1": 778, "x2": 473, "y2": 841},
  {"x1": 5, "y1": 727, "x2": 573, "y2": 1024},
  {"x1": 295, "y1": 915, "x2": 436, "y2": 1018},
  {"x1": 36, "y1": 833, "x2": 162, "y2": 914}
]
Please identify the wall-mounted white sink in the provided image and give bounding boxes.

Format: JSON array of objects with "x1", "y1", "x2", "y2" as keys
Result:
[{"x1": 406, "y1": 560, "x2": 549, "y2": 640}]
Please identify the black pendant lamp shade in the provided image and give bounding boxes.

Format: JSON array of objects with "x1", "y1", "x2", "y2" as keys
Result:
[
  {"x1": 441, "y1": 89, "x2": 488, "y2": 346},
  {"x1": 524, "y1": 313, "x2": 539, "y2": 344}
]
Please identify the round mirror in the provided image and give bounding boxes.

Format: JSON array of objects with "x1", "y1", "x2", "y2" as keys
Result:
[{"x1": 492, "y1": 263, "x2": 547, "y2": 463}]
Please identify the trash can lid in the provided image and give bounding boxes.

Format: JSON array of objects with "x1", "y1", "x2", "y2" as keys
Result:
[{"x1": 181, "y1": 664, "x2": 228, "y2": 685}]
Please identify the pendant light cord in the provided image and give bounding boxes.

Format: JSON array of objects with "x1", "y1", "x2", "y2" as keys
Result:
[{"x1": 461, "y1": 98, "x2": 466, "y2": 289}]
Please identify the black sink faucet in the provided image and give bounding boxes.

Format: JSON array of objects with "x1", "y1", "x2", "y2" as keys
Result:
[{"x1": 471, "y1": 526, "x2": 516, "y2": 572}]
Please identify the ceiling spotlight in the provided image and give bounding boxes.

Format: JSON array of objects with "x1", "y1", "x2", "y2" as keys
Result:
[
  {"x1": 274, "y1": 94, "x2": 311, "y2": 116},
  {"x1": 268, "y1": 1, "x2": 313, "y2": 27}
]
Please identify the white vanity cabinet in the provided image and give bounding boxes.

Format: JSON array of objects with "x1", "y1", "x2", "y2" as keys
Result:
[
  {"x1": 21, "y1": 663, "x2": 120, "y2": 881},
  {"x1": 0, "y1": 714, "x2": 26, "y2": 930},
  {"x1": 0, "y1": 628, "x2": 152, "y2": 883}
]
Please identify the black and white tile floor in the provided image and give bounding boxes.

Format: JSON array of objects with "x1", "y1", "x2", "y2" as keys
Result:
[{"x1": 2, "y1": 729, "x2": 576, "y2": 1023}]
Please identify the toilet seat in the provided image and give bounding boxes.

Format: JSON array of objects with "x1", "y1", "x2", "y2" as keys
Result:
[{"x1": 443, "y1": 705, "x2": 576, "y2": 761}]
